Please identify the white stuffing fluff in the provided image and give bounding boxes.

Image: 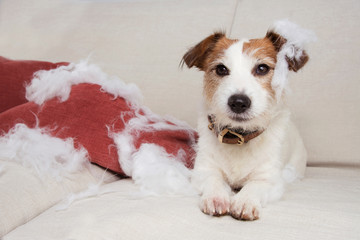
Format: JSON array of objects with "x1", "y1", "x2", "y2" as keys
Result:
[
  {"x1": 0, "y1": 123, "x2": 89, "y2": 181},
  {"x1": 55, "y1": 183, "x2": 104, "y2": 211},
  {"x1": 132, "y1": 144, "x2": 196, "y2": 196},
  {"x1": 26, "y1": 60, "x2": 143, "y2": 107},
  {"x1": 270, "y1": 19, "x2": 317, "y2": 100},
  {"x1": 55, "y1": 170, "x2": 117, "y2": 211},
  {"x1": 110, "y1": 106, "x2": 197, "y2": 196},
  {"x1": 56, "y1": 143, "x2": 196, "y2": 210}
]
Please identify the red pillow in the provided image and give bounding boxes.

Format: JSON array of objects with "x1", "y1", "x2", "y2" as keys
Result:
[
  {"x1": 0, "y1": 56, "x2": 67, "y2": 113},
  {"x1": 0, "y1": 59, "x2": 196, "y2": 176}
]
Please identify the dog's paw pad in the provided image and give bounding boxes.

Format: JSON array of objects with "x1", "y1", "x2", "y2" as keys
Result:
[
  {"x1": 201, "y1": 196, "x2": 230, "y2": 216},
  {"x1": 230, "y1": 198, "x2": 261, "y2": 221}
]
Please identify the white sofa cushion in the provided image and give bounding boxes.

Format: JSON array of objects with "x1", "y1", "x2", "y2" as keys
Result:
[
  {"x1": 4, "y1": 167, "x2": 360, "y2": 240},
  {"x1": 0, "y1": 159, "x2": 118, "y2": 236}
]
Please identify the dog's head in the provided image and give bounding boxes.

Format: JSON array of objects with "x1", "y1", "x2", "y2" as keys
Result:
[{"x1": 182, "y1": 20, "x2": 315, "y2": 131}]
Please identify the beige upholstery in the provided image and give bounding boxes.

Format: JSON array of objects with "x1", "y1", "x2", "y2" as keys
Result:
[
  {"x1": 0, "y1": 0, "x2": 359, "y2": 238},
  {"x1": 0, "y1": 160, "x2": 118, "y2": 236},
  {"x1": 4, "y1": 167, "x2": 360, "y2": 240}
]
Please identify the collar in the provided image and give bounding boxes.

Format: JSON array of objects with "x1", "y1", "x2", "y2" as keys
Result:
[{"x1": 207, "y1": 115, "x2": 264, "y2": 145}]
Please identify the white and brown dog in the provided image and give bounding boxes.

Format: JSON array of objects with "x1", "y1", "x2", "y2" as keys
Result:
[{"x1": 182, "y1": 20, "x2": 314, "y2": 220}]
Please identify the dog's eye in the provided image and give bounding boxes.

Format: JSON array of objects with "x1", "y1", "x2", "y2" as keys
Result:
[
  {"x1": 215, "y1": 64, "x2": 229, "y2": 76},
  {"x1": 255, "y1": 64, "x2": 270, "y2": 76}
]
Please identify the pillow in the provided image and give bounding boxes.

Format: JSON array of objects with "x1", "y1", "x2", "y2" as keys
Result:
[
  {"x1": 0, "y1": 59, "x2": 196, "y2": 176},
  {"x1": 0, "y1": 57, "x2": 67, "y2": 113},
  {"x1": 0, "y1": 58, "x2": 197, "y2": 236}
]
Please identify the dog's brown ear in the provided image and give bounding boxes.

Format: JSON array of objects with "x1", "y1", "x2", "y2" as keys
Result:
[
  {"x1": 266, "y1": 31, "x2": 287, "y2": 52},
  {"x1": 266, "y1": 31, "x2": 309, "y2": 72},
  {"x1": 181, "y1": 32, "x2": 225, "y2": 71},
  {"x1": 286, "y1": 50, "x2": 309, "y2": 72}
]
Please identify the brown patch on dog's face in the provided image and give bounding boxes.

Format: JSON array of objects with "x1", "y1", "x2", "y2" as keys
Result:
[
  {"x1": 203, "y1": 37, "x2": 238, "y2": 102},
  {"x1": 203, "y1": 74, "x2": 220, "y2": 103},
  {"x1": 203, "y1": 38, "x2": 238, "y2": 71},
  {"x1": 243, "y1": 38, "x2": 278, "y2": 99},
  {"x1": 243, "y1": 38, "x2": 277, "y2": 66}
]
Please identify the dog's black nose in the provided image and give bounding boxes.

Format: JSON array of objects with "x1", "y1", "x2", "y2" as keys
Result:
[{"x1": 228, "y1": 94, "x2": 251, "y2": 114}]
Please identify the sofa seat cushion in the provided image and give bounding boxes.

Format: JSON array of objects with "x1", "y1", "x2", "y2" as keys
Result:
[
  {"x1": 4, "y1": 166, "x2": 360, "y2": 240},
  {"x1": 0, "y1": 158, "x2": 118, "y2": 237}
]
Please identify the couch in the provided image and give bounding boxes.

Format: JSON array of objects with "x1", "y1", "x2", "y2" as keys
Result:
[{"x1": 0, "y1": 0, "x2": 359, "y2": 239}]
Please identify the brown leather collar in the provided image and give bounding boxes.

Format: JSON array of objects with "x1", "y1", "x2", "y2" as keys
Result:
[{"x1": 207, "y1": 115, "x2": 264, "y2": 145}]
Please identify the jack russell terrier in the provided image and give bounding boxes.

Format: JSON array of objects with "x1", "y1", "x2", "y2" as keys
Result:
[{"x1": 182, "y1": 20, "x2": 314, "y2": 220}]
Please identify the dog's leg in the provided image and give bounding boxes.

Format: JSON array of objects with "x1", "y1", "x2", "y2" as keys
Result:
[
  {"x1": 230, "y1": 176, "x2": 284, "y2": 221},
  {"x1": 192, "y1": 167, "x2": 232, "y2": 216}
]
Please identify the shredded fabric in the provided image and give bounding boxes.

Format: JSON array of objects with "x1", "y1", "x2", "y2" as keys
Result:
[
  {"x1": 4, "y1": 61, "x2": 197, "y2": 196},
  {"x1": 110, "y1": 106, "x2": 197, "y2": 196},
  {"x1": 0, "y1": 123, "x2": 89, "y2": 181},
  {"x1": 270, "y1": 19, "x2": 317, "y2": 100},
  {"x1": 26, "y1": 60, "x2": 143, "y2": 107}
]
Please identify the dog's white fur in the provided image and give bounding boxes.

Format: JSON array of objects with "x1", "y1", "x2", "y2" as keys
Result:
[{"x1": 183, "y1": 20, "x2": 313, "y2": 220}]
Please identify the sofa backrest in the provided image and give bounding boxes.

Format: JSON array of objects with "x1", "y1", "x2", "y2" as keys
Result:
[{"x1": 0, "y1": 0, "x2": 358, "y2": 165}]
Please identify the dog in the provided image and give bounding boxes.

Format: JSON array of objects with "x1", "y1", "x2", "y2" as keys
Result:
[{"x1": 181, "y1": 20, "x2": 312, "y2": 220}]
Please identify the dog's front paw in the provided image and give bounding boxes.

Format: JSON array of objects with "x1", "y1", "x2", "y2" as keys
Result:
[
  {"x1": 230, "y1": 196, "x2": 261, "y2": 221},
  {"x1": 200, "y1": 194, "x2": 230, "y2": 216}
]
